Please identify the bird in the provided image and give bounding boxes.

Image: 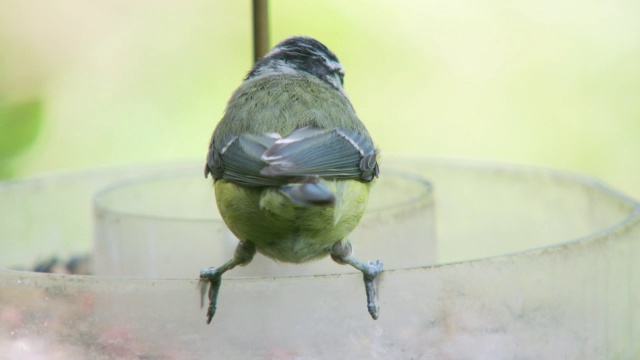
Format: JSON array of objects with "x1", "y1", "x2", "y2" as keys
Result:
[{"x1": 200, "y1": 36, "x2": 382, "y2": 324}]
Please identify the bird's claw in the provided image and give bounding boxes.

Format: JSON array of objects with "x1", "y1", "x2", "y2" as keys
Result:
[
  {"x1": 198, "y1": 267, "x2": 222, "y2": 324},
  {"x1": 362, "y1": 260, "x2": 383, "y2": 320}
]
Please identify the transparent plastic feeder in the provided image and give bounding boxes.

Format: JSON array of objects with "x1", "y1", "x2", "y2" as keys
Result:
[{"x1": 0, "y1": 157, "x2": 638, "y2": 359}]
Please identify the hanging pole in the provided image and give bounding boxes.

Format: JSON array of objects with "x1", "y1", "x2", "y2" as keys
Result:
[{"x1": 253, "y1": 0, "x2": 269, "y2": 62}]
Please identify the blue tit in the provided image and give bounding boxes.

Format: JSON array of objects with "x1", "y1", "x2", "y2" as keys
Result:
[{"x1": 200, "y1": 36, "x2": 381, "y2": 324}]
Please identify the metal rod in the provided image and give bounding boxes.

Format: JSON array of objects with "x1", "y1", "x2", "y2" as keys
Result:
[{"x1": 252, "y1": 0, "x2": 269, "y2": 62}]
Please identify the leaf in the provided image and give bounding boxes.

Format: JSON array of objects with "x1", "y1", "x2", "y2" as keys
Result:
[{"x1": 0, "y1": 99, "x2": 43, "y2": 159}]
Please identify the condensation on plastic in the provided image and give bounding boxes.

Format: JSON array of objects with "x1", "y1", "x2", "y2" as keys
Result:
[{"x1": 0, "y1": 157, "x2": 638, "y2": 359}]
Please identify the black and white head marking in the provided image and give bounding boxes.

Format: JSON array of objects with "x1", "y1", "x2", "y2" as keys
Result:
[{"x1": 246, "y1": 36, "x2": 346, "y2": 95}]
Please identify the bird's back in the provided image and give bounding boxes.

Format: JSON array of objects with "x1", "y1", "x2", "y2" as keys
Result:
[{"x1": 214, "y1": 73, "x2": 368, "y2": 144}]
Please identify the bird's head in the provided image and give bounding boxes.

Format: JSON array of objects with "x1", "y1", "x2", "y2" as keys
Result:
[{"x1": 246, "y1": 36, "x2": 346, "y2": 94}]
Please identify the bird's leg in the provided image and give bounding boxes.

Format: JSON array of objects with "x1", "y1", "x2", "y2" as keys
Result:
[
  {"x1": 331, "y1": 241, "x2": 383, "y2": 320},
  {"x1": 199, "y1": 240, "x2": 256, "y2": 324}
]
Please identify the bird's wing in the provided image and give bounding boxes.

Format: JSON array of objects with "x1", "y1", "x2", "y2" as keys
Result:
[
  {"x1": 205, "y1": 126, "x2": 379, "y2": 187},
  {"x1": 205, "y1": 133, "x2": 285, "y2": 187},
  {"x1": 260, "y1": 126, "x2": 378, "y2": 181}
]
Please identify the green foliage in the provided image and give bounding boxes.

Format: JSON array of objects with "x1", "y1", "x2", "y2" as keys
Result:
[{"x1": 0, "y1": 99, "x2": 43, "y2": 177}]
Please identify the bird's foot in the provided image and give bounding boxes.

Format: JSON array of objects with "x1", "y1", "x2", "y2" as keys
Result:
[
  {"x1": 361, "y1": 260, "x2": 383, "y2": 320},
  {"x1": 199, "y1": 267, "x2": 223, "y2": 324}
]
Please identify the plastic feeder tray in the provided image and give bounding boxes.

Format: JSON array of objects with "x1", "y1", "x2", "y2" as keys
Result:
[{"x1": 0, "y1": 156, "x2": 638, "y2": 359}]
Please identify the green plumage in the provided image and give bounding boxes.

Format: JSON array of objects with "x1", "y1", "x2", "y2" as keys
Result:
[
  {"x1": 215, "y1": 178, "x2": 371, "y2": 263},
  {"x1": 213, "y1": 73, "x2": 369, "y2": 142}
]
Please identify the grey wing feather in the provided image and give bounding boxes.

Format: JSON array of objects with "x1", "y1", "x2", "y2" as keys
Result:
[
  {"x1": 260, "y1": 127, "x2": 379, "y2": 182},
  {"x1": 206, "y1": 133, "x2": 286, "y2": 187},
  {"x1": 206, "y1": 126, "x2": 379, "y2": 187}
]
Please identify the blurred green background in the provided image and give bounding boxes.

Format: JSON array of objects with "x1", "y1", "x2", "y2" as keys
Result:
[{"x1": 1, "y1": 0, "x2": 639, "y2": 199}]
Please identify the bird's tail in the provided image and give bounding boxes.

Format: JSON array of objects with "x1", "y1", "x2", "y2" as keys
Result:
[{"x1": 279, "y1": 182, "x2": 335, "y2": 206}]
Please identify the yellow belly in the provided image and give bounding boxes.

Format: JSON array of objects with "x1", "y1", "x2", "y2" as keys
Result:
[{"x1": 214, "y1": 179, "x2": 371, "y2": 263}]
